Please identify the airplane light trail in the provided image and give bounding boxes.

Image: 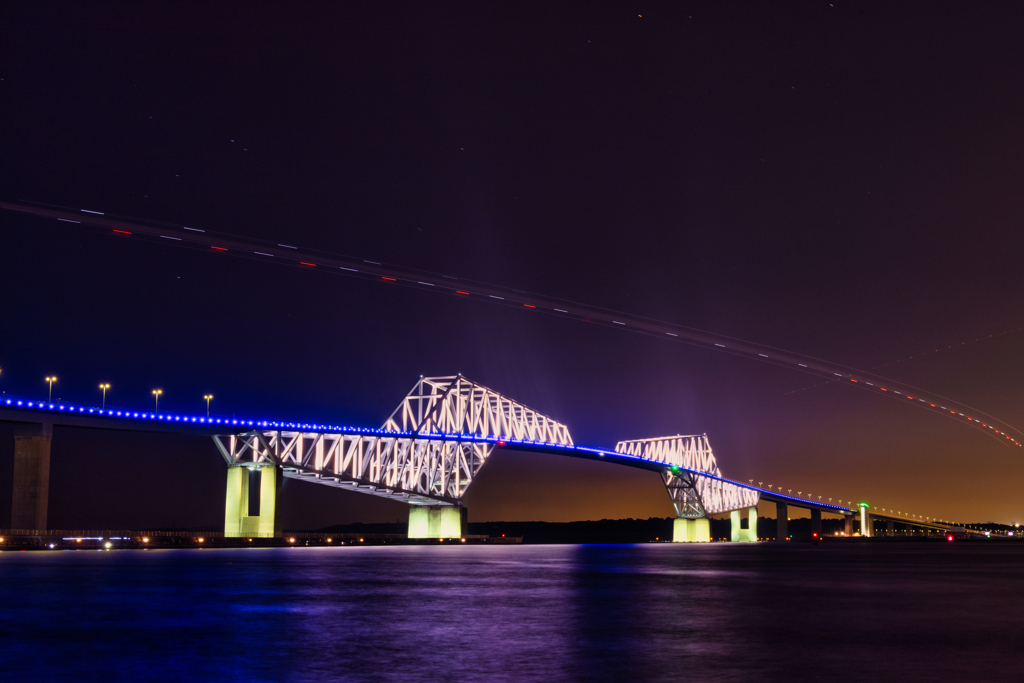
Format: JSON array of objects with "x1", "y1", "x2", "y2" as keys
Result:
[{"x1": 2, "y1": 199, "x2": 1019, "y2": 447}]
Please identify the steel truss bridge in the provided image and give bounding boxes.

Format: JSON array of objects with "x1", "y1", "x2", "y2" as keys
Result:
[
  {"x1": 212, "y1": 376, "x2": 766, "y2": 516},
  {"x1": 0, "y1": 376, "x2": 847, "y2": 516},
  {"x1": 2, "y1": 375, "x2": 854, "y2": 537}
]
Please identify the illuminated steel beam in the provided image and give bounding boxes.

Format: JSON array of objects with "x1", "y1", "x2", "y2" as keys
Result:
[
  {"x1": 616, "y1": 434, "x2": 759, "y2": 517},
  {"x1": 213, "y1": 429, "x2": 489, "y2": 506},
  {"x1": 215, "y1": 375, "x2": 572, "y2": 506},
  {"x1": 383, "y1": 375, "x2": 573, "y2": 445}
]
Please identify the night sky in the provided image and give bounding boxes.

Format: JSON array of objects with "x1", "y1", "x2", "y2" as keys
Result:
[{"x1": 2, "y1": 2, "x2": 1022, "y2": 529}]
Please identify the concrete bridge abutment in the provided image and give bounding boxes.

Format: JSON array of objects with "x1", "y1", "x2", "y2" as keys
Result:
[{"x1": 408, "y1": 505, "x2": 467, "y2": 539}]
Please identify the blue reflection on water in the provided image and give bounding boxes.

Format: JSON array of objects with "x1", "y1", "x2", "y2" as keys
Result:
[{"x1": 1, "y1": 543, "x2": 1022, "y2": 681}]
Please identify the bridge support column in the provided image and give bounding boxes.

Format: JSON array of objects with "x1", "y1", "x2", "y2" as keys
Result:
[
  {"x1": 860, "y1": 504, "x2": 871, "y2": 537},
  {"x1": 844, "y1": 515, "x2": 853, "y2": 536},
  {"x1": 747, "y1": 506, "x2": 758, "y2": 541},
  {"x1": 811, "y1": 509, "x2": 822, "y2": 538},
  {"x1": 887, "y1": 520, "x2": 894, "y2": 536},
  {"x1": 671, "y1": 517, "x2": 710, "y2": 542},
  {"x1": 692, "y1": 517, "x2": 710, "y2": 542},
  {"x1": 224, "y1": 465, "x2": 280, "y2": 538},
  {"x1": 672, "y1": 517, "x2": 690, "y2": 542},
  {"x1": 408, "y1": 505, "x2": 467, "y2": 539},
  {"x1": 408, "y1": 506, "x2": 430, "y2": 538},
  {"x1": 11, "y1": 423, "x2": 52, "y2": 531},
  {"x1": 730, "y1": 510, "x2": 741, "y2": 542},
  {"x1": 775, "y1": 502, "x2": 788, "y2": 541}
]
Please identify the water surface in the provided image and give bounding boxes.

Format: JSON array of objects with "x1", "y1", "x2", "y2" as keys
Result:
[{"x1": 2, "y1": 543, "x2": 1021, "y2": 681}]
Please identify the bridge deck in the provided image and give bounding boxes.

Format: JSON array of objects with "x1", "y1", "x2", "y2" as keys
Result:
[{"x1": 2, "y1": 397, "x2": 855, "y2": 516}]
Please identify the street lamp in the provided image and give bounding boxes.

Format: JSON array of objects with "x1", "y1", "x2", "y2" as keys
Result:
[
  {"x1": 99, "y1": 383, "x2": 110, "y2": 409},
  {"x1": 204, "y1": 394, "x2": 213, "y2": 418},
  {"x1": 45, "y1": 376, "x2": 57, "y2": 402},
  {"x1": 152, "y1": 389, "x2": 163, "y2": 413}
]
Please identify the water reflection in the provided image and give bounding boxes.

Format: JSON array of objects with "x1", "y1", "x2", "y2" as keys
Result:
[{"x1": 1, "y1": 543, "x2": 1022, "y2": 681}]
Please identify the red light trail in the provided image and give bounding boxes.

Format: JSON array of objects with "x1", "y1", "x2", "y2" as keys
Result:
[{"x1": 3, "y1": 199, "x2": 1020, "y2": 447}]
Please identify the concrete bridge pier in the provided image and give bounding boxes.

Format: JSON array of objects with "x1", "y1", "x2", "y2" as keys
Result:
[
  {"x1": 775, "y1": 502, "x2": 788, "y2": 541},
  {"x1": 224, "y1": 464, "x2": 280, "y2": 537},
  {"x1": 811, "y1": 509, "x2": 822, "y2": 537},
  {"x1": 844, "y1": 515, "x2": 853, "y2": 536},
  {"x1": 672, "y1": 517, "x2": 711, "y2": 542},
  {"x1": 887, "y1": 520, "x2": 895, "y2": 536},
  {"x1": 729, "y1": 507, "x2": 758, "y2": 541},
  {"x1": 408, "y1": 505, "x2": 467, "y2": 539},
  {"x1": 859, "y1": 503, "x2": 871, "y2": 537},
  {"x1": 11, "y1": 422, "x2": 52, "y2": 530}
]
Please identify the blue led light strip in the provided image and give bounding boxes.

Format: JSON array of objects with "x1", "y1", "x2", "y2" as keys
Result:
[{"x1": 0, "y1": 396, "x2": 411, "y2": 435}]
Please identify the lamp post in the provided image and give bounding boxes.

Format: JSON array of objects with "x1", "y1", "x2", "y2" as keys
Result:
[
  {"x1": 204, "y1": 394, "x2": 213, "y2": 419},
  {"x1": 45, "y1": 376, "x2": 57, "y2": 402},
  {"x1": 152, "y1": 389, "x2": 163, "y2": 413},
  {"x1": 99, "y1": 383, "x2": 110, "y2": 409}
]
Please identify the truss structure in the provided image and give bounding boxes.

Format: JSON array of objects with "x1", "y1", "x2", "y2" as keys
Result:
[
  {"x1": 213, "y1": 430, "x2": 489, "y2": 505},
  {"x1": 616, "y1": 434, "x2": 721, "y2": 474},
  {"x1": 211, "y1": 377, "x2": 759, "y2": 517},
  {"x1": 615, "y1": 435, "x2": 759, "y2": 517},
  {"x1": 383, "y1": 375, "x2": 573, "y2": 445},
  {"x1": 213, "y1": 375, "x2": 573, "y2": 506}
]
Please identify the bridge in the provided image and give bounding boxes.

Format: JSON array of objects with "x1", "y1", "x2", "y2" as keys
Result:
[{"x1": 1, "y1": 374, "x2": 942, "y2": 542}]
